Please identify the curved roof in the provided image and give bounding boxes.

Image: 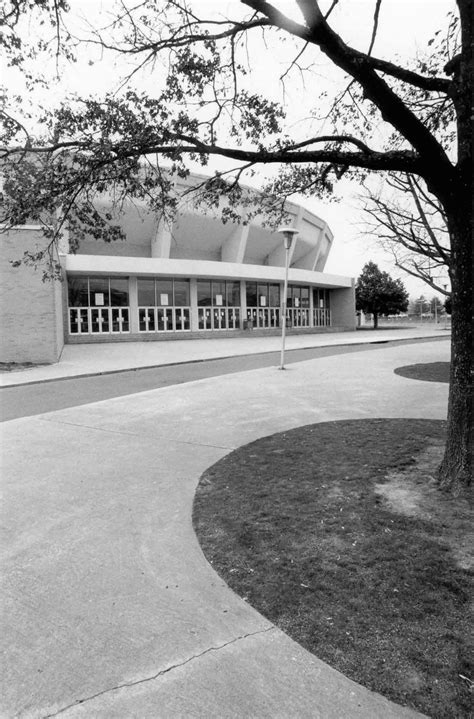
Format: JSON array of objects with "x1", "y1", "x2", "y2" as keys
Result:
[{"x1": 77, "y1": 172, "x2": 334, "y2": 273}]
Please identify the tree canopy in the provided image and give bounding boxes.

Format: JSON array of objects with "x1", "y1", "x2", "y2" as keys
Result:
[
  {"x1": 0, "y1": 0, "x2": 471, "y2": 490},
  {"x1": 356, "y1": 261, "x2": 409, "y2": 328}
]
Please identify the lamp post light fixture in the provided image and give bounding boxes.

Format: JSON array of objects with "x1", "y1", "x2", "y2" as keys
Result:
[{"x1": 277, "y1": 226, "x2": 299, "y2": 370}]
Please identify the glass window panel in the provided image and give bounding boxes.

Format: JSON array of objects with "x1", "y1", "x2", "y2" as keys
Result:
[
  {"x1": 175, "y1": 307, "x2": 189, "y2": 331},
  {"x1": 257, "y1": 283, "x2": 268, "y2": 307},
  {"x1": 156, "y1": 279, "x2": 173, "y2": 306},
  {"x1": 197, "y1": 280, "x2": 212, "y2": 306},
  {"x1": 157, "y1": 308, "x2": 166, "y2": 331},
  {"x1": 90, "y1": 278, "x2": 110, "y2": 307},
  {"x1": 246, "y1": 282, "x2": 257, "y2": 307},
  {"x1": 301, "y1": 286, "x2": 310, "y2": 308},
  {"x1": 212, "y1": 281, "x2": 226, "y2": 306},
  {"x1": 68, "y1": 277, "x2": 89, "y2": 307},
  {"x1": 226, "y1": 281, "x2": 241, "y2": 307},
  {"x1": 139, "y1": 308, "x2": 147, "y2": 331},
  {"x1": 100, "y1": 308, "x2": 109, "y2": 332},
  {"x1": 183, "y1": 308, "x2": 190, "y2": 330},
  {"x1": 110, "y1": 277, "x2": 129, "y2": 307},
  {"x1": 138, "y1": 279, "x2": 156, "y2": 306},
  {"x1": 91, "y1": 308, "x2": 101, "y2": 332},
  {"x1": 80, "y1": 309, "x2": 89, "y2": 332},
  {"x1": 121, "y1": 309, "x2": 129, "y2": 332},
  {"x1": 269, "y1": 284, "x2": 280, "y2": 307},
  {"x1": 174, "y1": 279, "x2": 190, "y2": 306},
  {"x1": 111, "y1": 308, "x2": 121, "y2": 332},
  {"x1": 69, "y1": 309, "x2": 79, "y2": 333},
  {"x1": 147, "y1": 308, "x2": 155, "y2": 331}
]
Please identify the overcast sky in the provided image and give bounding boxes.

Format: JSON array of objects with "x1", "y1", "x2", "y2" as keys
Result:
[{"x1": 7, "y1": 0, "x2": 454, "y2": 298}]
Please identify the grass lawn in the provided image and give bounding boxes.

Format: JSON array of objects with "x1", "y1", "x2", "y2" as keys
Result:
[
  {"x1": 395, "y1": 362, "x2": 450, "y2": 383},
  {"x1": 193, "y1": 418, "x2": 472, "y2": 719},
  {"x1": 0, "y1": 361, "x2": 48, "y2": 372}
]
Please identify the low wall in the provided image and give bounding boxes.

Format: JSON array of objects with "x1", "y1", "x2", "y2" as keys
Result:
[{"x1": 66, "y1": 326, "x2": 351, "y2": 344}]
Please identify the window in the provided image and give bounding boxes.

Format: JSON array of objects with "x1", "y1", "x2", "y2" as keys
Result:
[
  {"x1": 226, "y1": 281, "x2": 241, "y2": 307},
  {"x1": 68, "y1": 277, "x2": 89, "y2": 307},
  {"x1": 174, "y1": 280, "x2": 190, "y2": 306},
  {"x1": 68, "y1": 276, "x2": 130, "y2": 335},
  {"x1": 246, "y1": 281, "x2": 280, "y2": 328},
  {"x1": 287, "y1": 285, "x2": 310, "y2": 327},
  {"x1": 197, "y1": 280, "x2": 212, "y2": 306},
  {"x1": 269, "y1": 284, "x2": 280, "y2": 307},
  {"x1": 110, "y1": 278, "x2": 129, "y2": 307},
  {"x1": 246, "y1": 282, "x2": 258, "y2": 307},
  {"x1": 137, "y1": 279, "x2": 155, "y2": 306},
  {"x1": 137, "y1": 277, "x2": 190, "y2": 333},
  {"x1": 197, "y1": 280, "x2": 241, "y2": 330},
  {"x1": 312, "y1": 288, "x2": 331, "y2": 327},
  {"x1": 247, "y1": 282, "x2": 280, "y2": 308}
]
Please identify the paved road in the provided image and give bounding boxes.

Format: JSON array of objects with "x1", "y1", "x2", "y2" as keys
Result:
[{"x1": 0, "y1": 337, "x2": 444, "y2": 421}]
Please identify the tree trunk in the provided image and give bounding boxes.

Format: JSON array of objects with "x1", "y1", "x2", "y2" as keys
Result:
[
  {"x1": 437, "y1": 215, "x2": 472, "y2": 493},
  {"x1": 436, "y1": 1, "x2": 472, "y2": 494},
  {"x1": 373, "y1": 313, "x2": 378, "y2": 329}
]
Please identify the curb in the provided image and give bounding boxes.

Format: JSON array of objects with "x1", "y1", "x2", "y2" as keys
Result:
[{"x1": 0, "y1": 334, "x2": 451, "y2": 389}]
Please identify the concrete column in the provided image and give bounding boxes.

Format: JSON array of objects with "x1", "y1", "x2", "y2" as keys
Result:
[
  {"x1": 221, "y1": 225, "x2": 249, "y2": 264},
  {"x1": 240, "y1": 280, "x2": 247, "y2": 326},
  {"x1": 307, "y1": 224, "x2": 326, "y2": 271},
  {"x1": 190, "y1": 278, "x2": 199, "y2": 331},
  {"x1": 151, "y1": 220, "x2": 172, "y2": 258},
  {"x1": 266, "y1": 235, "x2": 297, "y2": 267},
  {"x1": 129, "y1": 276, "x2": 139, "y2": 333},
  {"x1": 314, "y1": 228, "x2": 333, "y2": 272},
  {"x1": 309, "y1": 284, "x2": 314, "y2": 327}
]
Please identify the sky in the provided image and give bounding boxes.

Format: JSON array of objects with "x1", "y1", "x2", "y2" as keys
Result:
[{"x1": 5, "y1": 0, "x2": 454, "y2": 299}]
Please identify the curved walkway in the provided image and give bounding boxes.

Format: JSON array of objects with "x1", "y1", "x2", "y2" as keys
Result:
[{"x1": 1, "y1": 339, "x2": 450, "y2": 718}]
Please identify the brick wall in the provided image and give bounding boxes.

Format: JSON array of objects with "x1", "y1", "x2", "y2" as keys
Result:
[{"x1": 0, "y1": 229, "x2": 64, "y2": 363}]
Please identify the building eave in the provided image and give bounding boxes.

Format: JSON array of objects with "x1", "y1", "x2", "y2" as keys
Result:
[{"x1": 64, "y1": 255, "x2": 353, "y2": 289}]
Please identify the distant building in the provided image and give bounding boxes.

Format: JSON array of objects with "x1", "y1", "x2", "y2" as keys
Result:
[{"x1": 1, "y1": 172, "x2": 356, "y2": 363}]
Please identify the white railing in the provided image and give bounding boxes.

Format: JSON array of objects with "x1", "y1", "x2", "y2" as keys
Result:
[
  {"x1": 198, "y1": 307, "x2": 240, "y2": 330},
  {"x1": 312, "y1": 308, "x2": 331, "y2": 327},
  {"x1": 286, "y1": 308, "x2": 310, "y2": 328},
  {"x1": 138, "y1": 307, "x2": 191, "y2": 332},
  {"x1": 69, "y1": 307, "x2": 130, "y2": 335},
  {"x1": 246, "y1": 307, "x2": 280, "y2": 329}
]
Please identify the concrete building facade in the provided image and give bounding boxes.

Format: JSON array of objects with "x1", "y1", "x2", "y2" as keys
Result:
[{"x1": 1, "y1": 173, "x2": 356, "y2": 363}]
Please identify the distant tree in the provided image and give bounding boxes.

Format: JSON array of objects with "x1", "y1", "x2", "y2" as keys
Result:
[
  {"x1": 356, "y1": 262, "x2": 409, "y2": 329},
  {"x1": 409, "y1": 295, "x2": 429, "y2": 317}
]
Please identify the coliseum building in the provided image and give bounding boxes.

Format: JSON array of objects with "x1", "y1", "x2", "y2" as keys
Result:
[{"x1": 1, "y1": 173, "x2": 356, "y2": 364}]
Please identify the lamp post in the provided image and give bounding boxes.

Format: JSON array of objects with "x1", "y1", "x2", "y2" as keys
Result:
[
  {"x1": 443, "y1": 284, "x2": 448, "y2": 330},
  {"x1": 277, "y1": 226, "x2": 299, "y2": 370}
]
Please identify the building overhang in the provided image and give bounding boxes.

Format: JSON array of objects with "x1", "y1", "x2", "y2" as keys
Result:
[{"x1": 64, "y1": 255, "x2": 353, "y2": 289}]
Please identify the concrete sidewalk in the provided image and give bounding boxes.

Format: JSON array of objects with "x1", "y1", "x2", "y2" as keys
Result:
[
  {"x1": 1, "y1": 338, "x2": 450, "y2": 717},
  {"x1": 0, "y1": 325, "x2": 449, "y2": 386}
]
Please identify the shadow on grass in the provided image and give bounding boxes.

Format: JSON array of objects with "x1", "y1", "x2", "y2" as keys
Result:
[{"x1": 193, "y1": 418, "x2": 472, "y2": 719}]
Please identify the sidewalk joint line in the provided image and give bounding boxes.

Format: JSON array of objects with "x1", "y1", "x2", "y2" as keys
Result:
[
  {"x1": 35, "y1": 417, "x2": 236, "y2": 450},
  {"x1": 43, "y1": 626, "x2": 275, "y2": 717}
]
